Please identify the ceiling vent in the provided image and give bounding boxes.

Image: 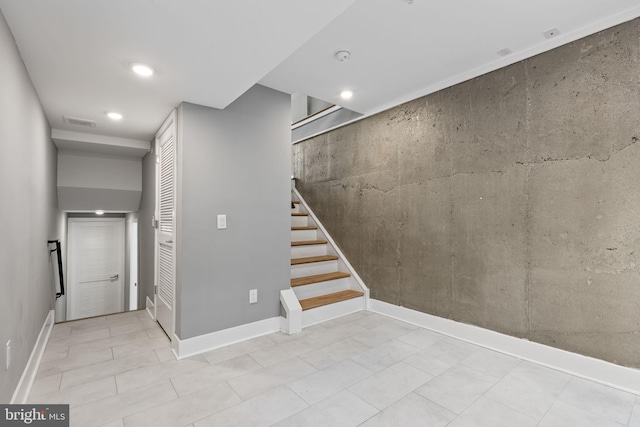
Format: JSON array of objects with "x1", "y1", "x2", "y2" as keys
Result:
[{"x1": 63, "y1": 115, "x2": 96, "y2": 127}]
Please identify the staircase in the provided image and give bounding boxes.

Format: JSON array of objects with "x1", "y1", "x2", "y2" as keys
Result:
[{"x1": 289, "y1": 198, "x2": 366, "y2": 326}]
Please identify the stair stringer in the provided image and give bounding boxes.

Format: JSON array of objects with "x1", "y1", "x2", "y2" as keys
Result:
[{"x1": 292, "y1": 187, "x2": 369, "y2": 327}]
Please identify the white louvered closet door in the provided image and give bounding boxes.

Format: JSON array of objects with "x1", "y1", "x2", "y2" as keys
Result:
[{"x1": 155, "y1": 110, "x2": 177, "y2": 338}]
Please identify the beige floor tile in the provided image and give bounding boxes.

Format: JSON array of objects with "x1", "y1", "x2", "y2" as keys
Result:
[
  {"x1": 288, "y1": 359, "x2": 373, "y2": 405},
  {"x1": 349, "y1": 362, "x2": 432, "y2": 410},
  {"x1": 29, "y1": 373, "x2": 62, "y2": 397},
  {"x1": 249, "y1": 336, "x2": 322, "y2": 367},
  {"x1": 67, "y1": 330, "x2": 150, "y2": 357},
  {"x1": 60, "y1": 351, "x2": 159, "y2": 390},
  {"x1": 360, "y1": 392, "x2": 456, "y2": 427},
  {"x1": 201, "y1": 335, "x2": 276, "y2": 365},
  {"x1": 40, "y1": 345, "x2": 69, "y2": 363},
  {"x1": 123, "y1": 382, "x2": 241, "y2": 427},
  {"x1": 171, "y1": 354, "x2": 262, "y2": 397},
  {"x1": 351, "y1": 339, "x2": 420, "y2": 372},
  {"x1": 299, "y1": 337, "x2": 371, "y2": 370},
  {"x1": 37, "y1": 347, "x2": 113, "y2": 378},
  {"x1": 29, "y1": 376, "x2": 117, "y2": 407},
  {"x1": 155, "y1": 348, "x2": 176, "y2": 362},
  {"x1": 47, "y1": 327, "x2": 111, "y2": 349},
  {"x1": 556, "y1": 377, "x2": 636, "y2": 425},
  {"x1": 415, "y1": 364, "x2": 500, "y2": 414},
  {"x1": 304, "y1": 321, "x2": 369, "y2": 346},
  {"x1": 276, "y1": 390, "x2": 378, "y2": 427},
  {"x1": 28, "y1": 310, "x2": 640, "y2": 427},
  {"x1": 112, "y1": 337, "x2": 170, "y2": 359},
  {"x1": 193, "y1": 386, "x2": 308, "y2": 427},
  {"x1": 396, "y1": 328, "x2": 446, "y2": 350},
  {"x1": 115, "y1": 358, "x2": 208, "y2": 394},
  {"x1": 447, "y1": 396, "x2": 537, "y2": 427},
  {"x1": 70, "y1": 380, "x2": 177, "y2": 427},
  {"x1": 352, "y1": 322, "x2": 415, "y2": 347},
  {"x1": 228, "y1": 357, "x2": 316, "y2": 401}
]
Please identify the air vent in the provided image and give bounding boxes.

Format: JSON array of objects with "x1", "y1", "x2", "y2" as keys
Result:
[{"x1": 63, "y1": 116, "x2": 96, "y2": 127}]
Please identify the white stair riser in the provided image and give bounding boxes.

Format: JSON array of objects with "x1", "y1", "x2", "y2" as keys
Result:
[
  {"x1": 302, "y1": 297, "x2": 365, "y2": 328},
  {"x1": 291, "y1": 216, "x2": 308, "y2": 227},
  {"x1": 291, "y1": 204, "x2": 300, "y2": 213},
  {"x1": 291, "y1": 229, "x2": 317, "y2": 241},
  {"x1": 291, "y1": 244, "x2": 327, "y2": 258},
  {"x1": 290, "y1": 260, "x2": 339, "y2": 278},
  {"x1": 293, "y1": 277, "x2": 351, "y2": 300}
]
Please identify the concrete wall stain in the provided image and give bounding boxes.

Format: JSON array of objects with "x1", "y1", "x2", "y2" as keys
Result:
[{"x1": 292, "y1": 18, "x2": 640, "y2": 367}]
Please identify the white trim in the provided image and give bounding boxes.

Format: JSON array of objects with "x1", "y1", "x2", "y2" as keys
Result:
[
  {"x1": 302, "y1": 296, "x2": 365, "y2": 328},
  {"x1": 369, "y1": 299, "x2": 640, "y2": 395},
  {"x1": 11, "y1": 310, "x2": 55, "y2": 404},
  {"x1": 280, "y1": 289, "x2": 302, "y2": 335},
  {"x1": 145, "y1": 296, "x2": 155, "y2": 320},
  {"x1": 172, "y1": 317, "x2": 282, "y2": 359},
  {"x1": 292, "y1": 187, "x2": 369, "y2": 301},
  {"x1": 291, "y1": 105, "x2": 342, "y2": 130}
]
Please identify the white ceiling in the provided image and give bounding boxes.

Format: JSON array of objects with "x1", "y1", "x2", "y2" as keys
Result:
[{"x1": 1, "y1": 0, "x2": 640, "y2": 154}]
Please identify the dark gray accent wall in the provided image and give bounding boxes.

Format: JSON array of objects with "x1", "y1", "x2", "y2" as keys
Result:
[
  {"x1": 0, "y1": 11, "x2": 61, "y2": 401},
  {"x1": 176, "y1": 85, "x2": 291, "y2": 339},
  {"x1": 293, "y1": 19, "x2": 640, "y2": 366},
  {"x1": 139, "y1": 150, "x2": 156, "y2": 310}
]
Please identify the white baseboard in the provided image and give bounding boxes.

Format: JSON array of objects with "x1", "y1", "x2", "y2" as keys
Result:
[
  {"x1": 145, "y1": 296, "x2": 155, "y2": 320},
  {"x1": 11, "y1": 310, "x2": 55, "y2": 404},
  {"x1": 173, "y1": 316, "x2": 283, "y2": 359},
  {"x1": 369, "y1": 299, "x2": 640, "y2": 395},
  {"x1": 302, "y1": 296, "x2": 365, "y2": 328}
]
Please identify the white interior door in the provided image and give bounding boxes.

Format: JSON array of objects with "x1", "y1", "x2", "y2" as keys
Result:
[
  {"x1": 129, "y1": 218, "x2": 138, "y2": 310},
  {"x1": 67, "y1": 218, "x2": 125, "y2": 320},
  {"x1": 155, "y1": 111, "x2": 177, "y2": 338}
]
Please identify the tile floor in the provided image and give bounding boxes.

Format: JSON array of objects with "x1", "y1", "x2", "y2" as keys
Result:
[{"x1": 28, "y1": 309, "x2": 640, "y2": 427}]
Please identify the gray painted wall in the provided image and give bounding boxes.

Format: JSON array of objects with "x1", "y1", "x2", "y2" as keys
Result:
[
  {"x1": 293, "y1": 19, "x2": 640, "y2": 367},
  {"x1": 138, "y1": 150, "x2": 156, "y2": 311},
  {"x1": 57, "y1": 151, "x2": 142, "y2": 212},
  {"x1": 176, "y1": 85, "x2": 291, "y2": 339},
  {"x1": 0, "y1": 11, "x2": 61, "y2": 401}
]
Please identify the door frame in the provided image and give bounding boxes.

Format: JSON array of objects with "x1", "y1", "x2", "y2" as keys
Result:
[
  {"x1": 66, "y1": 217, "x2": 126, "y2": 320},
  {"x1": 154, "y1": 110, "x2": 177, "y2": 342}
]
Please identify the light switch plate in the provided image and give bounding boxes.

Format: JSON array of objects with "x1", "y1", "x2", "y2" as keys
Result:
[
  {"x1": 249, "y1": 289, "x2": 257, "y2": 304},
  {"x1": 217, "y1": 214, "x2": 227, "y2": 229}
]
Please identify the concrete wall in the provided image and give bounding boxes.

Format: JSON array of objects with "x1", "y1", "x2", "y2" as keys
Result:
[
  {"x1": 176, "y1": 85, "x2": 291, "y2": 340},
  {"x1": 0, "y1": 10, "x2": 61, "y2": 401},
  {"x1": 293, "y1": 19, "x2": 640, "y2": 366},
  {"x1": 57, "y1": 151, "x2": 142, "y2": 212}
]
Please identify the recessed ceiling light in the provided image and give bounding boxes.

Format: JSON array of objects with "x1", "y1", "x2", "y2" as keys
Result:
[
  {"x1": 107, "y1": 112, "x2": 123, "y2": 120},
  {"x1": 130, "y1": 63, "x2": 154, "y2": 77},
  {"x1": 340, "y1": 90, "x2": 353, "y2": 100},
  {"x1": 95, "y1": 210, "x2": 105, "y2": 215}
]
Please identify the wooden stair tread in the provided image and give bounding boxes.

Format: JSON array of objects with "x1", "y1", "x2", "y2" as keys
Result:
[
  {"x1": 299, "y1": 290, "x2": 364, "y2": 311},
  {"x1": 291, "y1": 240, "x2": 327, "y2": 247},
  {"x1": 291, "y1": 255, "x2": 338, "y2": 265},
  {"x1": 292, "y1": 212, "x2": 308, "y2": 217},
  {"x1": 292, "y1": 201, "x2": 300, "y2": 204},
  {"x1": 291, "y1": 271, "x2": 350, "y2": 287},
  {"x1": 291, "y1": 226, "x2": 317, "y2": 231}
]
